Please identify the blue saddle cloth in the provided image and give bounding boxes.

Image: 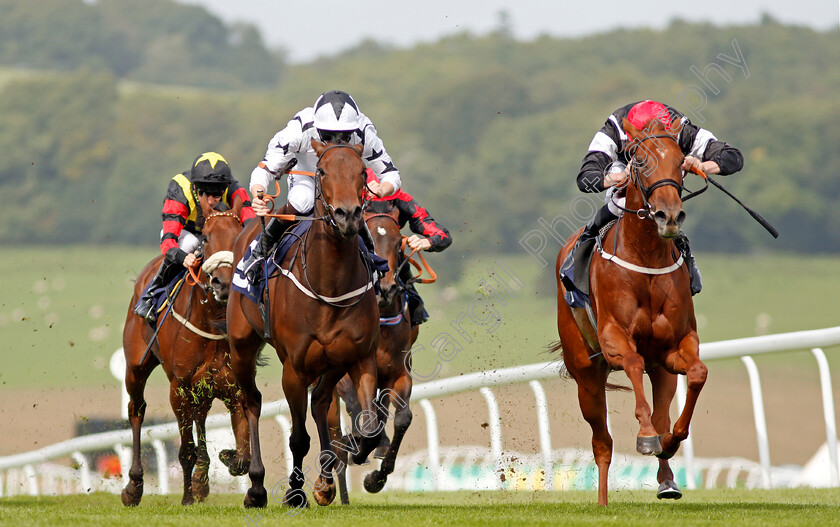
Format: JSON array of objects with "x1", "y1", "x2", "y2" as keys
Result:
[{"x1": 231, "y1": 221, "x2": 388, "y2": 306}]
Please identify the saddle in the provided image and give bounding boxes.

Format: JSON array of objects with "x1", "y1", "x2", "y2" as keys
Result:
[
  {"x1": 559, "y1": 220, "x2": 617, "y2": 310},
  {"x1": 231, "y1": 221, "x2": 389, "y2": 307}
]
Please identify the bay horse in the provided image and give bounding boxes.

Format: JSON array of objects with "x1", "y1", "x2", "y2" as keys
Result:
[
  {"x1": 121, "y1": 197, "x2": 249, "y2": 506},
  {"x1": 227, "y1": 140, "x2": 383, "y2": 509},
  {"x1": 552, "y1": 117, "x2": 707, "y2": 506},
  {"x1": 331, "y1": 207, "x2": 419, "y2": 504}
]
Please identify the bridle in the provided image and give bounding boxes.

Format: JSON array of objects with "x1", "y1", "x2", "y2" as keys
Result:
[
  {"x1": 314, "y1": 144, "x2": 369, "y2": 231},
  {"x1": 364, "y1": 212, "x2": 409, "y2": 324},
  {"x1": 611, "y1": 133, "x2": 708, "y2": 219},
  {"x1": 187, "y1": 210, "x2": 239, "y2": 299}
]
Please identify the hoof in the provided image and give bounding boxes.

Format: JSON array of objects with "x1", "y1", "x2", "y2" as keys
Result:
[
  {"x1": 373, "y1": 446, "x2": 389, "y2": 460},
  {"x1": 351, "y1": 452, "x2": 371, "y2": 466},
  {"x1": 283, "y1": 487, "x2": 309, "y2": 509},
  {"x1": 363, "y1": 471, "x2": 387, "y2": 493},
  {"x1": 657, "y1": 480, "x2": 682, "y2": 500},
  {"x1": 191, "y1": 477, "x2": 209, "y2": 502},
  {"x1": 244, "y1": 486, "x2": 268, "y2": 508},
  {"x1": 636, "y1": 435, "x2": 663, "y2": 456},
  {"x1": 120, "y1": 480, "x2": 143, "y2": 507},
  {"x1": 312, "y1": 476, "x2": 336, "y2": 506},
  {"x1": 220, "y1": 449, "x2": 249, "y2": 476},
  {"x1": 181, "y1": 494, "x2": 195, "y2": 506}
]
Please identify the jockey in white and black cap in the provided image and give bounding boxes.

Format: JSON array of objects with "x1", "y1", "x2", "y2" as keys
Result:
[{"x1": 242, "y1": 90, "x2": 402, "y2": 282}]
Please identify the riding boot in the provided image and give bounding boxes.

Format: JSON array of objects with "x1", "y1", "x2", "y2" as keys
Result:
[
  {"x1": 674, "y1": 234, "x2": 702, "y2": 296},
  {"x1": 579, "y1": 203, "x2": 619, "y2": 247},
  {"x1": 559, "y1": 203, "x2": 618, "y2": 283},
  {"x1": 406, "y1": 285, "x2": 428, "y2": 326},
  {"x1": 242, "y1": 203, "x2": 300, "y2": 284},
  {"x1": 134, "y1": 259, "x2": 177, "y2": 322}
]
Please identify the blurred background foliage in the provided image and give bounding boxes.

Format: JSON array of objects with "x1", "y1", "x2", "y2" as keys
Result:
[{"x1": 1, "y1": 0, "x2": 838, "y2": 281}]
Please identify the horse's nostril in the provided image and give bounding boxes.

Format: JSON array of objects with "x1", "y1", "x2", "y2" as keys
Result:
[
  {"x1": 334, "y1": 207, "x2": 346, "y2": 219},
  {"x1": 654, "y1": 211, "x2": 667, "y2": 223},
  {"x1": 676, "y1": 210, "x2": 686, "y2": 226},
  {"x1": 352, "y1": 206, "x2": 362, "y2": 222}
]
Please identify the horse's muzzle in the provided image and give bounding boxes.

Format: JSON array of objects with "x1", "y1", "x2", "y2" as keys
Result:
[
  {"x1": 377, "y1": 282, "x2": 399, "y2": 309},
  {"x1": 652, "y1": 208, "x2": 686, "y2": 238},
  {"x1": 333, "y1": 205, "x2": 363, "y2": 238},
  {"x1": 210, "y1": 276, "x2": 229, "y2": 303}
]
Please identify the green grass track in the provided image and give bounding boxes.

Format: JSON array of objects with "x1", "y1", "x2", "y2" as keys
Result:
[{"x1": 2, "y1": 489, "x2": 839, "y2": 526}]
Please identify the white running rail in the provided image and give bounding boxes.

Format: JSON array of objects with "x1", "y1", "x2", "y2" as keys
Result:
[{"x1": 1, "y1": 326, "x2": 838, "y2": 496}]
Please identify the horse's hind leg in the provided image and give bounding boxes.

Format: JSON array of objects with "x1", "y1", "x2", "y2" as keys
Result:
[
  {"x1": 571, "y1": 363, "x2": 612, "y2": 506},
  {"x1": 170, "y1": 382, "x2": 198, "y2": 506},
  {"x1": 364, "y1": 375, "x2": 412, "y2": 494},
  {"x1": 120, "y1": 352, "x2": 158, "y2": 506},
  {"x1": 650, "y1": 367, "x2": 682, "y2": 499},
  {"x1": 191, "y1": 396, "x2": 213, "y2": 502}
]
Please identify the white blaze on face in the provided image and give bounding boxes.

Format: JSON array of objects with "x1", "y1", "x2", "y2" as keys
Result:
[{"x1": 377, "y1": 227, "x2": 387, "y2": 236}]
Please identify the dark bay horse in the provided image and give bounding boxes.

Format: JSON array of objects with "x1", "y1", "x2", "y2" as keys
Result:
[
  {"x1": 227, "y1": 140, "x2": 383, "y2": 509},
  {"x1": 331, "y1": 208, "x2": 419, "y2": 503},
  {"x1": 121, "y1": 198, "x2": 249, "y2": 506},
  {"x1": 552, "y1": 117, "x2": 707, "y2": 506}
]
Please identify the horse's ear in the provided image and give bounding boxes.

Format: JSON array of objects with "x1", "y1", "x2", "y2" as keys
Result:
[
  {"x1": 668, "y1": 116, "x2": 683, "y2": 136},
  {"x1": 198, "y1": 193, "x2": 214, "y2": 217},
  {"x1": 311, "y1": 139, "x2": 327, "y2": 157},
  {"x1": 622, "y1": 118, "x2": 642, "y2": 141},
  {"x1": 232, "y1": 193, "x2": 244, "y2": 217}
]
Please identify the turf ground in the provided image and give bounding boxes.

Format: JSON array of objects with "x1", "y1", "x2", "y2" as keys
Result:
[{"x1": 1, "y1": 489, "x2": 839, "y2": 526}]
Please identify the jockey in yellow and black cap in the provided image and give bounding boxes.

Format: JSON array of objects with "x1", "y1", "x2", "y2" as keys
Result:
[{"x1": 134, "y1": 152, "x2": 255, "y2": 322}]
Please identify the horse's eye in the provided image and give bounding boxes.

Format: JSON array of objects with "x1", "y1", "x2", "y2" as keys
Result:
[{"x1": 317, "y1": 168, "x2": 325, "y2": 177}]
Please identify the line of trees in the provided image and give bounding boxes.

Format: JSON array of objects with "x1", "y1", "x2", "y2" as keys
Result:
[{"x1": 1, "y1": 3, "x2": 838, "y2": 281}]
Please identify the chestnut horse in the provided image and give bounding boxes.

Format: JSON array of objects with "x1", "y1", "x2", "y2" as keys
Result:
[
  {"x1": 227, "y1": 140, "x2": 383, "y2": 509},
  {"x1": 331, "y1": 208, "x2": 419, "y2": 504},
  {"x1": 552, "y1": 117, "x2": 707, "y2": 506},
  {"x1": 121, "y1": 198, "x2": 249, "y2": 506}
]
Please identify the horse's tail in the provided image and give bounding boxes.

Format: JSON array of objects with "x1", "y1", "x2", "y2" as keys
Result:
[
  {"x1": 545, "y1": 340, "x2": 572, "y2": 379},
  {"x1": 545, "y1": 339, "x2": 630, "y2": 391},
  {"x1": 256, "y1": 348, "x2": 270, "y2": 368}
]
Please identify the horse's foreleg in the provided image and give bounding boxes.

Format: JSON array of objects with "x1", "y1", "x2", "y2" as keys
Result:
[
  {"x1": 328, "y1": 390, "x2": 350, "y2": 505},
  {"x1": 661, "y1": 333, "x2": 707, "y2": 457},
  {"x1": 573, "y1": 365, "x2": 612, "y2": 507},
  {"x1": 280, "y1": 363, "x2": 311, "y2": 510},
  {"x1": 603, "y1": 326, "x2": 659, "y2": 454},
  {"x1": 219, "y1": 371, "x2": 250, "y2": 477},
  {"x1": 364, "y1": 373, "x2": 413, "y2": 494},
  {"x1": 170, "y1": 383, "x2": 197, "y2": 506},
  {"x1": 191, "y1": 397, "x2": 213, "y2": 502},
  {"x1": 120, "y1": 357, "x2": 156, "y2": 506},
  {"x1": 310, "y1": 371, "x2": 345, "y2": 506},
  {"x1": 348, "y1": 355, "x2": 384, "y2": 465},
  {"x1": 650, "y1": 367, "x2": 683, "y2": 499}
]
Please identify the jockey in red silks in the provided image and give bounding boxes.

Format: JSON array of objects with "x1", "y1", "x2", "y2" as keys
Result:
[
  {"x1": 134, "y1": 152, "x2": 255, "y2": 322},
  {"x1": 366, "y1": 169, "x2": 452, "y2": 326}
]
